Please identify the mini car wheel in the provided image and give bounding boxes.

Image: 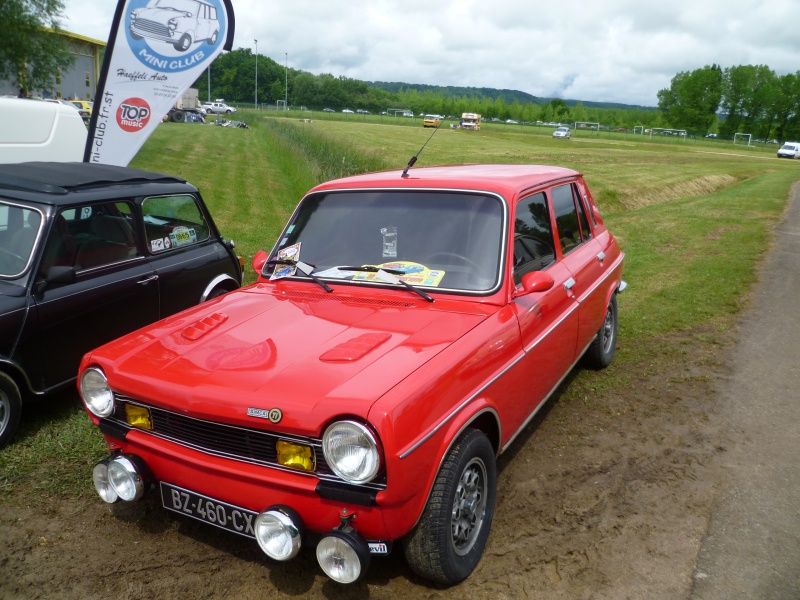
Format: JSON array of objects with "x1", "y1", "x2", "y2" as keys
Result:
[
  {"x1": 584, "y1": 294, "x2": 618, "y2": 369},
  {"x1": 209, "y1": 30, "x2": 219, "y2": 45},
  {"x1": 403, "y1": 428, "x2": 496, "y2": 584},
  {"x1": 173, "y1": 33, "x2": 193, "y2": 52},
  {"x1": 0, "y1": 372, "x2": 22, "y2": 450}
]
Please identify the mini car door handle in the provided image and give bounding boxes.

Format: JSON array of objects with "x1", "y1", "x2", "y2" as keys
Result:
[
  {"x1": 564, "y1": 277, "x2": 576, "y2": 292},
  {"x1": 137, "y1": 275, "x2": 159, "y2": 285},
  {"x1": 597, "y1": 251, "x2": 606, "y2": 262}
]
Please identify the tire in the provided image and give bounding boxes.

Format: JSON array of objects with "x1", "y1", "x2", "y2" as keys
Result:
[
  {"x1": 0, "y1": 372, "x2": 22, "y2": 450},
  {"x1": 584, "y1": 294, "x2": 618, "y2": 369},
  {"x1": 171, "y1": 110, "x2": 185, "y2": 123},
  {"x1": 173, "y1": 33, "x2": 192, "y2": 52},
  {"x1": 209, "y1": 30, "x2": 219, "y2": 45},
  {"x1": 403, "y1": 428, "x2": 496, "y2": 585}
]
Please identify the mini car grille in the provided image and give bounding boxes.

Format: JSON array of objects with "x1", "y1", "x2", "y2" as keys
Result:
[
  {"x1": 133, "y1": 19, "x2": 170, "y2": 37},
  {"x1": 110, "y1": 395, "x2": 386, "y2": 490}
]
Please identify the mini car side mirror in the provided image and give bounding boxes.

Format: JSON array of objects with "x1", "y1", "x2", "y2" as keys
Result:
[
  {"x1": 252, "y1": 250, "x2": 268, "y2": 275},
  {"x1": 36, "y1": 266, "x2": 77, "y2": 294},
  {"x1": 514, "y1": 271, "x2": 555, "y2": 297}
]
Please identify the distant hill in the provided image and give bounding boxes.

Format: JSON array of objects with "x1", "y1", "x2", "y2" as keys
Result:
[{"x1": 367, "y1": 81, "x2": 656, "y2": 111}]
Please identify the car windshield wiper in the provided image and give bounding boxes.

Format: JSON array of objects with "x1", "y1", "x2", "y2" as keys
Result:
[
  {"x1": 337, "y1": 266, "x2": 434, "y2": 302},
  {"x1": 267, "y1": 259, "x2": 333, "y2": 293}
]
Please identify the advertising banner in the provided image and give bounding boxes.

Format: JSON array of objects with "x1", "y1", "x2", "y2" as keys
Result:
[{"x1": 83, "y1": 0, "x2": 235, "y2": 166}]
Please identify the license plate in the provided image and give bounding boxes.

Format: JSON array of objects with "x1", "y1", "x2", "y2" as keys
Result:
[{"x1": 160, "y1": 482, "x2": 258, "y2": 539}]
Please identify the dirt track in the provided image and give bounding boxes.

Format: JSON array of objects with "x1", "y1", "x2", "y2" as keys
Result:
[{"x1": 2, "y1": 191, "x2": 799, "y2": 600}]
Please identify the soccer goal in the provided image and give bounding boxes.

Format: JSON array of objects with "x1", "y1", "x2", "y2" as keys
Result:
[
  {"x1": 733, "y1": 133, "x2": 752, "y2": 146},
  {"x1": 634, "y1": 126, "x2": 645, "y2": 134}
]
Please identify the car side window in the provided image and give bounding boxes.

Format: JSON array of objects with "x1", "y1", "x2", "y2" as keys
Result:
[
  {"x1": 43, "y1": 201, "x2": 139, "y2": 275},
  {"x1": 513, "y1": 192, "x2": 556, "y2": 284},
  {"x1": 142, "y1": 194, "x2": 210, "y2": 254},
  {"x1": 552, "y1": 184, "x2": 590, "y2": 255}
]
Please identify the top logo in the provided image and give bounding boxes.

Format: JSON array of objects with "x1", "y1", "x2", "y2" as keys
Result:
[{"x1": 125, "y1": 0, "x2": 225, "y2": 73}]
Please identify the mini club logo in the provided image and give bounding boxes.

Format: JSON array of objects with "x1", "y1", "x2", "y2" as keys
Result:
[{"x1": 117, "y1": 97, "x2": 151, "y2": 132}]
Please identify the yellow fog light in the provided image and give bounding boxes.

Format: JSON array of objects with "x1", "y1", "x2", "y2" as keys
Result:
[
  {"x1": 125, "y1": 404, "x2": 152, "y2": 430},
  {"x1": 276, "y1": 440, "x2": 314, "y2": 471}
]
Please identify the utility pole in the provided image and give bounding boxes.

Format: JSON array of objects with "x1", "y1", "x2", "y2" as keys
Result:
[
  {"x1": 284, "y1": 52, "x2": 288, "y2": 110},
  {"x1": 254, "y1": 39, "x2": 258, "y2": 110}
]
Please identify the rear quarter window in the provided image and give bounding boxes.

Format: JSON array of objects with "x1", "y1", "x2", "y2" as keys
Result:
[{"x1": 142, "y1": 194, "x2": 210, "y2": 254}]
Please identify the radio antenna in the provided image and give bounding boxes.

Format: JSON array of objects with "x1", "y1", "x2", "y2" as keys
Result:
[{"x1": 401, "y1": 121, "x2": 441, "y2": 178}]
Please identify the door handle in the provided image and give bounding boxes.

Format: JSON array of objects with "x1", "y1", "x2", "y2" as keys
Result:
[
  {"x1": 137, "y1": 274, "x2": 159, "y2": 285},
  {"x1": 564, "y1": 277, "x2": 576, "y2": 292},
  {"x1": 597, "y1": 251, "x2": 605, "y2": 262}
]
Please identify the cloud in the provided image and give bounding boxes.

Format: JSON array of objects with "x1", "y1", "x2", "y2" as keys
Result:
[{"x1": 60, "y1": 0, "x2": 800, "y2": 106}]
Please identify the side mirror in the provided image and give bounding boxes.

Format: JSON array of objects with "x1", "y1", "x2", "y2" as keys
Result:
[
  {"x1": 36, "y1": 265, "x2": 77, "y2": 294},
  {"x1": 252, "y1": 250, "x2": 268, "y2": 276},
  {"x1": 515, "y1": 271, "x2": 554, "y2": 297}
]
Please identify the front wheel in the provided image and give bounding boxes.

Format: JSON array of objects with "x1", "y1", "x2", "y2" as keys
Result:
[
  {"x1": 0, "y1": 372, "x2": 22, "y2": 449},
  {"x1": 403, "y1": 428, "x2": 496, "y2": 585},
  {"x1": 584, "y1": 294, "x2": 618, "y2": 369},
  {"x1": 173, "y1": 33, "x2": 192, "y2": 52}
]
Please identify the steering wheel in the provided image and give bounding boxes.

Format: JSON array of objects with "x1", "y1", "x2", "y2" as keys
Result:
[
  {"x1": 0, "y1": 247, "x2": 26, "y2": 269},
  {"x1": 423, "y1": 251, "x2": 483, "y2": 272}
]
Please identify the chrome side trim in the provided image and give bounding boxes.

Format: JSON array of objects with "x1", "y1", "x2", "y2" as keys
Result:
[
  {"x1": 574, "y1": 252, "x2": 625, "y2": 305},
  {"x1": 200, "y1": 273, "x2": 238, "y2": 301}
]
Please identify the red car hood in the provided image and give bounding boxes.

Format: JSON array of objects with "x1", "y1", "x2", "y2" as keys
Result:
[{"x1": 91, "y1": 285, "x2": 492, "y2": 436}]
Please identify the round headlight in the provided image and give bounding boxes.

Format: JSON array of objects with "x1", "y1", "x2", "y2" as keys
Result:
[
  {"x1": 254, "y1": 507, "x2": 303, "y2": 561},
  {"x1": 80, "y1": 368, "x2": 114, "y2": 418},
  {"x1": 92, "y1": 459, "x2": 119, "y2": 504},
  {"x1": 316, "y1": 529, "x2": 370, "y2": 584},
  {"x1": 322, "y1": 421, "x2": 380, "y2": 484},
  {"x1": 107, "y1": 455, "x2": 145, "y2": 501}
]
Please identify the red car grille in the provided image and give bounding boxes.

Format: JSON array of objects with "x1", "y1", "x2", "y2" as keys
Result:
[{"x1": 109, "y1": 395, "x2": 386, "y2": 490}]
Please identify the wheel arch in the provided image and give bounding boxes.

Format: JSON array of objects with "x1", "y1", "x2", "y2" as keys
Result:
[{"x1": 200, "y1": 273, "x2": 239, "y2": 302}]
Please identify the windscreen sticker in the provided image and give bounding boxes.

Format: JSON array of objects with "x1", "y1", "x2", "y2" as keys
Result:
[
  {"x1": 270, "y1": 242, "x2": 301, "y2": 280},
  {"x1": 353, "y1": 262, "x2": 446, "y2": 287},
  {"x1": 169, "y1": 226, "x2": 197, "y2": 248},
  {"x1": 381, "y1": 226, "x2": 397, "y2": 258}
]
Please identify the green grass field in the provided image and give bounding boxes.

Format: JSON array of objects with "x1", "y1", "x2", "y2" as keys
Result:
[{"x1": 2, "y1": 112, "x2": 798, "y2": 496}]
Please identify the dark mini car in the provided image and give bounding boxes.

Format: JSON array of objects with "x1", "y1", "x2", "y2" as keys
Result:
[
  {"x1": 79, "y1": 164, "x2": 625, "y2": 585},
  {"x1": 0, "y1": 162, "x2": 242, "y2": 448}
]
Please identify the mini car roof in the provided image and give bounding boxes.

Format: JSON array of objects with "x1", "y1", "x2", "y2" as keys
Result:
[{"x1": 0, "y1": 162, "x2": 187, "y2": 196}]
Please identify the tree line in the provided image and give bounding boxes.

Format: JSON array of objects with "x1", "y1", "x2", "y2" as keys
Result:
[{"x1": 658, "y1": 64, "x2": 800, "y2": 141}]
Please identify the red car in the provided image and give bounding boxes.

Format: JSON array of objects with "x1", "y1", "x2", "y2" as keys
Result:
[{"x1": 79, "y1": 164, "x2": 626, "y2": 585}]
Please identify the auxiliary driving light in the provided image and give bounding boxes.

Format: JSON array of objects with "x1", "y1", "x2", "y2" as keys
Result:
[
  {"x1": 106, "y1": 455, "x2": 147, "y2": 502},
  {"x1": 92, "y1": 458, "x2": 119, "y2": 504},
  {"x1": 254, "y1": 506, "x2": 304, "y2": 561},
  {"x1": 316, "y1": 523, "x2": 371, "y2": 584}
]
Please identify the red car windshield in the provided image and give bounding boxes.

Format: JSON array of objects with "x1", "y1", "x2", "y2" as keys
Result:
[{"x1": 269, "y1": 190, "x2": 505, "y2": 293}]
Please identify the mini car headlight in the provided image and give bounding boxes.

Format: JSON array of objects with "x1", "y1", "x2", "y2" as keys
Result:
[
  {"x1": 80, "y1": 368, "x2": 114, "y2": 418},
  {"x1": 322, "y1": 421, "x2": 380, "y2": 484},
  {"x1": 92, "y1": 459, "x2": 119, "y2": 504}
]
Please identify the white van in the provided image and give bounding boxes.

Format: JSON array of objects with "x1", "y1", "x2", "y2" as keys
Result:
[
  {"x1": 777, "y1": 142, "x2": 800, "y2": 159},
  {"x1": 0, "y1": 97, "x2": 87, "y2": 163}
]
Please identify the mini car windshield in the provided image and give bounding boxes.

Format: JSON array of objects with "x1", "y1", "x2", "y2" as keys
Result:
[
  {"x1": 269, "y1": 190, "x2": 505, "y2": 293},
  {"x1": 0, "y1": 202, "x2": 43, "y2": 277}
]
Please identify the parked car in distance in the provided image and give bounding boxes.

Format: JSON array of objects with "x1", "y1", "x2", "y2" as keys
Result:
[
  {"x1": 71, "y1": 99, "x2": 93, "y2": 115},
  {"x1": 79, "y1": 163, "x2": 626, "y2": 585},
  {"x1": 552, "y1": 126, "x2": 571, "y2": 139},
  {"x1": 777, "y1": 142, "x2": 800, "y2": 158},
  {"x1": 203, "y1": 101, "x2": 236, "y2": 114},
  {"x1": 342, "y1": 108, "x2": 354, "y2": 114},
  {"x1": 322, "y1": 108, "x2": 335, "y2": 113},
  {"x1": 423, "y1": 114, "x2": 441, "y2": 128},
  {"x1": 0, "y1": 162, "x2": 243, "y2": 449},
  {"x1": 45, "y1": 98, "x2": 90, "y2": 123}
]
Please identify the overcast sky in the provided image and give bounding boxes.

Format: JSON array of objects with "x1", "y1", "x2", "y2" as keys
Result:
[{"x1": 60, "y1": 0, "x2": 799, "y2": 107}]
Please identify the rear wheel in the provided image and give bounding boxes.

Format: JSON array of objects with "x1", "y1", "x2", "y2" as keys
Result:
[
  {"x1": 584, "y1": 294, "x2": 618, "y2": 369},
  {"x1": 403, "y1": 428, "x2": 496, "y2": 584},
  {"x1": 0, "y1": 372, "x2": 22, "y2": 449}
]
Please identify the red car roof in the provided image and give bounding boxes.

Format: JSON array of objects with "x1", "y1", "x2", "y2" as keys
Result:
[{"x1": 309, "y1": 164, "x2": 581, "y2": 199}]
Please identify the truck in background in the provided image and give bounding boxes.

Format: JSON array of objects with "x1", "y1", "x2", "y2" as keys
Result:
[
  {"x1": 166, "y1": 88, "x2": 206, "y2": 122},
  {"x1": 460, "y1": 113, "x2": 481, "y2": 131}
]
